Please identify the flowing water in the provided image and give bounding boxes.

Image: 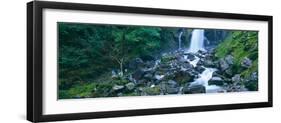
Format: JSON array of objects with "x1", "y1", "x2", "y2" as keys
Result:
[
  {"x1": 188, "y1": 29, "x2": 205, "y2": 53},
  {"x1": 187, "y1": 29, "x2": 224, "y2": 93},
  {"x1": 178, "y1": 31, "x2": 183, "y2": 50}
]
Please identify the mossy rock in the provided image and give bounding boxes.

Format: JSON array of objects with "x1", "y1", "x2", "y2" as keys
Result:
[
  {"x1": 142, "y1": 86, "x2": 161, "y2": 95},
  {"x1": 161, "y1": 54, "x2": 176, "y2": 63}
]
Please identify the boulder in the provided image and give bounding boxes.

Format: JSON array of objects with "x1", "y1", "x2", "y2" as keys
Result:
[
  {"x1": 203, "y1": 59, "x2": 215, "y2": 67},
  {"x1": 241, "y1": 57, "x2": 252, "y2": 68},
  {"x1": 198, "y1": 50, "x2": 207, "y2": 55},
  {"x1": 225, "y1": 68, "x2": 233, "y2": 77},
  {"x1": 167, "y1": 80, "x2": 178, "y2": 87},
  {"x1": 166, "y1": 87, "x2": 180, "y2": 94},
  {"x1": 174, "y1": 70, "x2": 194, "y2": 84},
  {"x1": 225, "y1": 84, "x2": 248, "y2": 92},
  {"x1": 197, "y1": 59, "x2": 204, "y2": 66},
  {"x1": 144, "y1": 73, "x2": 153, "y2": 80},
  {"x1": 187, "y1": 54, "x2": 196, "y2": 61},
  {"x1": 232, "y1": 74, "x2": 241, "y2": 83},
  {"x1": 250, "y1": 72, "x2": 258, "y2": 81},
  {"x1": 180, "y1": 62, "x2": 193, "y2": 70},
  {"x1": 219, "y1": 58, "x2": 229, "y2": 71},
  {"x1": 125, "y1": 82, "x2": 135, "y2": 91},
  {"x1": 208, "y1": 77, "x2": 224, "y2": 86},
  {"x1": 183, "y1": 84, "x2": 206, "y2": 94},
  {"x1": 195, "y1": 66, "x2": 206, "y2": 73},
  {"x1": 160, "y1": 80, "x2": 180, "y2": 94},
  {"x1": 225, "y1": 55, "x2": 234, "y2": 65},
  {"x1": 112, "y1": 85, "x2": 124, "y2": 92}
]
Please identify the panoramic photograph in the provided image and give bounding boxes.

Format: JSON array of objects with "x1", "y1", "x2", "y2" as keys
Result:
[{"x1": 58, "y1": 22, "x2": 258, "y2": 99}]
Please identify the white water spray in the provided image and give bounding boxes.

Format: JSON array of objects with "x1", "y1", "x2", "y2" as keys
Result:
[{"x1": 188, "y1": 29, "x2": 205, "y2": 53}]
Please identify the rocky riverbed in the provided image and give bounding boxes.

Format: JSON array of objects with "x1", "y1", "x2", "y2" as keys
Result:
[{"x1": 106, "y1": 48, "x2": 258, "y2": 97}]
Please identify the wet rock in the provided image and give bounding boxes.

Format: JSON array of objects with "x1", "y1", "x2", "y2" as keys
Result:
[
  {"x1": 219, "y1": 58, "x2": 229, "y2": 71},
  {"x1": 197, "y1": 59, "x2": 204, "y2": 66},
  {"x1": 144, "y1": 73, "x2": 153, "y2": 80},
  {"x1": 225, "y1": 68, "x2": 233, "y2": 77},
  {"x1": 232, "y1": 74, "x2": 241, "y2": 83},
  {"x1": 160, "y1": 80, "x2": 180, "y2": 94},
  {"x1": 203, "y1": 59, "x2": 215, "y2": 67},
  {"x1": 198, "y1": 50, "x2": 207, "y2": 55},
  {"x1": 187, "y1": 54, "x2": 196, "y2": 61},
  {"x1": 183, "y1": 84, "x2": 206, "y2": 94},
  {"x1": 180, "y1": 62, "x2": 193, "y2": 70},
  {"x1": 125, "y1": 82, "x2": 135, "y2": 91},
  {"x1": 250, "y1": 72, "x2": 258, "y2": 81},
  {"x1": 112, "y1": 85, "x2": 124, "y2": 92},
  {"x1": 195, "y1": 66, "x2": 206, "y2": 73},
  {"x1": 225, "y1": 55, "x2": 234, "y2": 65},
  {"x1": 225, "y1": 84, "x2": 248, "y2": 92},
  {"x1": 208, "y1": 77, "x2": 224, "y2": 86},
  {"x1": 174, "y1": 70, "x2": 194, "y2": 84},
  {"x1": 167, "y1": 80, "x2": 178, "y2": 87},
  {"x1": 212, "y1": 71, "x2": 222, "y2": 77},
  {"x1": 137, "y1": 79, "x2": 148, "y2": 85},
  {"x1": 241, "y1": 57, "x2": 252, "y2": 68}
]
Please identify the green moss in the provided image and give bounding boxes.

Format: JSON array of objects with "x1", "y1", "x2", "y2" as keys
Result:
[
  {"x1": 214, "y1": 31, "x2": 258, "y2": 91},
  {"x1": 123, "y1": 92, "x2": 139, "y2": 96},
  {"x1": 161, "y1": 54, "x2": 176, "y2": 63},
  {"x1": 214, "y1": 35, "x2": 233, "y2": 59},
  {"x1": 58, "y1": 83, "x2": 97, "y2": 99},
  {"x1": 215, "y1": 31, "x2": 258, "y2": 67},
  {"x1": 241, "y1": 59, "x2": 258, "y2": 78},
  {"x1": 143, "y1": 86, "x2": 161, "y2": 95},
  {"x1": 112, "y1": 78, "x2": 129, "y2": 85}
]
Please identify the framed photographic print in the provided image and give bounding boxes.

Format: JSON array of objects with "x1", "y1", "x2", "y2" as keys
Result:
[{"x1": 27, "y1": 1, "x2": 273, "y2": 122}]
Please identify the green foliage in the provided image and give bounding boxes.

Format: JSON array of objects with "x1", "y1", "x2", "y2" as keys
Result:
[
  {"x1": 214, "y1": 31, "x2": 258, "y2": 90},
  {"x1": 58, "y1": 22, "x2": 175, "y2": 99}
]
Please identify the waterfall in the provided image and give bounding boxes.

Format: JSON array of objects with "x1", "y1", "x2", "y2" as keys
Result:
[
  {"x1": 188, "y1": 29, "x2": 205, "y2": 53},
  {"x1": 178, "y1": 31, "x2": 183, "y2": 50}
]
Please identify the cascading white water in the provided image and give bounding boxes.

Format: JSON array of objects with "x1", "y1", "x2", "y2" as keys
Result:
[
  {"x1": 188, "y1": 29, "x2": 205, "y2": 53},
  {"x1": 178, "y1": 31, "x2": 183, "y2": 50},
  {"x1": 190, "y1": 68, "x2": 216, "y2": 86},
  {"x1": 186, "y1": 29, "x2": 225, "y2": 93},
  {"x1": 189, "y1": 68, "x2": 223, "y2": 93}
]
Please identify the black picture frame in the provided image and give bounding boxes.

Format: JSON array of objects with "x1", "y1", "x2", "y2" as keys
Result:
[{"x1": 27, "y1": 1, "x2": 273, "y2": 122}]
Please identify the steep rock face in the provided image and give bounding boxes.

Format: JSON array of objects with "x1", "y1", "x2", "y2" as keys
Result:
[{"x1": 204, "y1": 29, "x2": 229, "y2": 48}]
